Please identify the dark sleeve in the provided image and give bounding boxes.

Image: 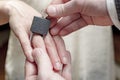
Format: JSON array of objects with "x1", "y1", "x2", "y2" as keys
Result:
[
  {"x1": 0, "y1": 23, "x2": 9, "y2": 31},
  {"x1": 115, "y1": 0, "x2": 120, "y2": 21}
]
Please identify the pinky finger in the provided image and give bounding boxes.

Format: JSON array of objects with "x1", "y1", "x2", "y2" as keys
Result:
[{"x1": 17, "y1": 31, "x2": 33, "y2": 62}]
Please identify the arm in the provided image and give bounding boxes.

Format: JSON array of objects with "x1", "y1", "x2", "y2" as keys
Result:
[{"x1": 0, "y1": 1, "x2": 9, "y2": 25}]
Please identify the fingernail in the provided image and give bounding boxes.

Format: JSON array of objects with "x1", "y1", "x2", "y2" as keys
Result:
[
  {"x1": 55, "y1": 62, "x2": 62, "y2": 70},
  {"x1": 47, "y1": 6, "x2": 56, "y2": 16},
  {"x1": 63, "y1": 57, "x2": 68, "y2": 64}
]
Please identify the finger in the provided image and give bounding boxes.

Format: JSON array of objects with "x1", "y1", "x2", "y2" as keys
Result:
[
  {"x1": 50, "y1": 18, "x2": 57, "y2": 28},
  {"x1": 17, "y1": 30, "x2": 33, "y2": 62},
  {"x1": 44, "y1": 33, "x2": 62, "y2": 70},
  {"x1": 32, "y1": 48, "x2": 53, "y2": 78},
  {"x1": 47, "y1": 0, "x2": 78, "y2": 17},
  {"x1": 46, "y1": 17, "x2": 57, "y2": 28},
  {"x1": 50, "y1": 13, "x2": 80, "y2": 35},
  {"x1": 53, "y1": 36, "x2": 68, "y2": 64},
  {"x1": 32, "y1": 34, "x2": 46, "y2": 52},
  {"x1": 59, "y1": 18, "x2": 87, "y2": 36},
  {"x1": 33, "y1": 48, "x2": 66, "y2": 80},
  {"x1": 25, "y1": 59, "x2": 37, "y2": 80},
  {"x1": 62, "y1": 51, "x2": 72, "y2": 80}
]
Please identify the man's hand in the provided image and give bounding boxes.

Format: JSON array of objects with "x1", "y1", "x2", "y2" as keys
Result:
[
  {"x1": 47, "y1": 0, "x2": 113, "y2": 36},
  {"x1": 25, "y1": 48, "x2": 72, "y2": 80}
]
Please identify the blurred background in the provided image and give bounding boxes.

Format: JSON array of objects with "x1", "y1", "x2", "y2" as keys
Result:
[{"x1": 0, "y1": 23, "x2": 10, "y2": 80}]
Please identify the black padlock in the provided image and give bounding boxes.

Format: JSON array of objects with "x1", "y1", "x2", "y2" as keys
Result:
[{"x1": 30, "y1": 16, "x2": 51, "y2": 37}]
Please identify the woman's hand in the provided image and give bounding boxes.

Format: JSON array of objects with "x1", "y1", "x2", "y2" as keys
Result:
[
  {"x1": 5, "y1": 0, "x2": 43, "y2": 62},
  {"x1": 25, "y1": 48, "x2": 72, "y2": 80},
  {"x1": 0, "y1": 0, "x2": 69, "y2": 71}
]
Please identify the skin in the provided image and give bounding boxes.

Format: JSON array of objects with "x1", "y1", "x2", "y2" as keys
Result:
[
  {"x1": 47, "y1": 0, "x2": 113, "y2": 36},
  {"x1": 47, "y1": 1, "x2": 120, "y2": 78},
  {"x1": 0, "y1": 0, "x2": 70, "y2": 71},
  {"x1": 25, "y1": 48, "x2": 71, "y2": 80},
  {"x1": 0, "y1": 0, "x2": 72, "y2": 79}
]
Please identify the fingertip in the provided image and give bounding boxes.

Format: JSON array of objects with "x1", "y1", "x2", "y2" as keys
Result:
[
  {"x1": 62, "y1": 56, "x2": 68, "y2": 64},
  {"x1": 62, "y1": 51, "x2": 71, "y2": 64},
  {"x1": 66, "y1": 50, "x2": 71, "y2": 64},
  {"x1": 62, "y1": 51, "x2": 72, "y2": 80},
  {"x1": 27, "y1": 55, "x2": 34, "y2": 62},
  {"x1": 25, "y1": 49, "x2": 34, "y2": 62},
  {"x1": 60, "y1": 51, "x2": 72, "y2": 65},
  {"x1": 54, "y1": 61, "x2": 63, "y2": 70},
  {"x1": 47, "y1": 5, "x2": 57, "y2": 17}
]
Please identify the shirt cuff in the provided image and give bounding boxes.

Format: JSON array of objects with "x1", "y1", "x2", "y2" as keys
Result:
[{"x1": 107, "y1": 0, "x2": 120, "y2": 30}]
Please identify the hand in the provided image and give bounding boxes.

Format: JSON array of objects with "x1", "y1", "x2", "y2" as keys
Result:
[
  {"x1": 47, "y1": 0, "x2": 113, "y2": 36},
  {"x1": 25, "y1": 48, "x2": 72, "y2": 80},
  {"x1": 31, "y1": 34, "x2": 69, "y2": 70},
  {"x1": 0, "y1": 0, "x2": 68, "y2": 71},
  {"x1": 5, "y1": 0, "x2": 43, "y2": 62}
]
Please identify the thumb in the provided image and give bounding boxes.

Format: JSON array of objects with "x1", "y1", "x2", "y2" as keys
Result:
[{"x1": 47, "y1": 0, "x2": 78, "y2": 17}]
